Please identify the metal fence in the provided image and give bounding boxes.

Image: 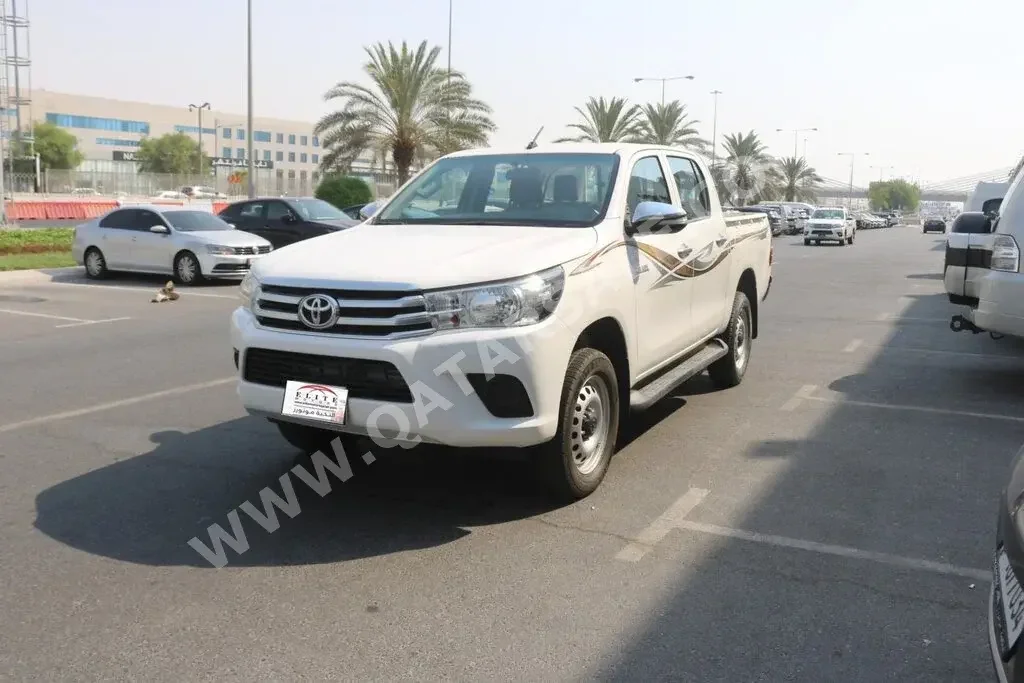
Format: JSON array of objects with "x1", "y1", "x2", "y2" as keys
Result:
[{"x1": 25, "y1": 168, "x2": 398, "y2": 199}]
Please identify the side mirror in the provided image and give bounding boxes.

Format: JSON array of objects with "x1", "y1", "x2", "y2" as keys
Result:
[
  {"x1": 359, "y1": 201, "x2": 381, "y2": 220},
  {"x1": 626, "y1": 201, "x2": 687, "y2": 235},
  {"x1": 149, "y1": 225, "x2": 170, "y2": 234},
  {"x1": 226, "y1": 223, "x2": 236, "y2": 229}
]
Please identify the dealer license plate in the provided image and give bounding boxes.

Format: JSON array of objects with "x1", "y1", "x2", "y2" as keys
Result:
[
  {"x1": 281, "y1": 380, "x2": 349, "y2": 424},
  {"x1": 996, "y1": 547, "x2": 1024, "y2": 657}
]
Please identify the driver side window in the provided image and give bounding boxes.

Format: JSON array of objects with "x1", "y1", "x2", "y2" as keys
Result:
[
  {"x1": 627, "y1": 156, "x2": 672, "y2": 218},
  {"x1": 266, "y1": 201, "x2": 293, "y2": 221}
]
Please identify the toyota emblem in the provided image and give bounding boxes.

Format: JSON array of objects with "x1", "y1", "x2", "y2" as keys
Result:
[{"x1": 297, "y1": 294, "x2": 339, "y2": 330}]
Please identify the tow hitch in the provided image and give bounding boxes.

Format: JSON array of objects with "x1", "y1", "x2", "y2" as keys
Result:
[{"x1": 950, "y1": 314, "x2": 984, "y2": 334}]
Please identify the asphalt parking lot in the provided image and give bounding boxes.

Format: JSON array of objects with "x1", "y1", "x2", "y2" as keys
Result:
[{"x1": 0, "y1": 225, "x2": 1020, "y2": 681}]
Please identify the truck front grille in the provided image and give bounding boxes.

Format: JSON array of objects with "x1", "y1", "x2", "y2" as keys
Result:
[
  {"x1": 242, "y1": 348, "x2": 413, "y2": 402},
  {"x1": 254, "y1": 284, "x2": 433, "y2": 339}
]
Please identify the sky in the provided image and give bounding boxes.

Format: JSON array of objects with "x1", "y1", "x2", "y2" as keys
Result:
[{"x1": 30, "y1": 0, "x2": 1024, "y2": 186}]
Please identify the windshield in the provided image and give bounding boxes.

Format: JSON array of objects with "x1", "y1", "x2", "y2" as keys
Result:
[
  {"x1": 292, "y1": 198, "x2": 348, "y2": 221},
  {"x1": 812, "y1": 209, "x2": 845, "y2": 220},
  {"x1": 374, "y1": 152, "x2": 619, "y2": 227},
  {"x1": 164, "y1": 210, "x2": 233, "y2": 232}
]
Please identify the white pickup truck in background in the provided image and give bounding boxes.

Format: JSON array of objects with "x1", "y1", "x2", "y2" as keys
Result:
[{"x1": 231, "y1": 143, "x2": 773, "y2": 500}]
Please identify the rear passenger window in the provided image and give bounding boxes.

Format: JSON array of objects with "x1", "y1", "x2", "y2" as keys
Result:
[
  {"x1": 98, "y1": 209, "x2": 135, "y2": 229},
  {"x1": 239, "y1": 202, "x2": 265, "y2": 218},
  {"x1": 666, "y1": 156, "x2": 710, "y2": 219},
  {"x1": 626, "y1": 156, "x2": 672, "y2": 216}
]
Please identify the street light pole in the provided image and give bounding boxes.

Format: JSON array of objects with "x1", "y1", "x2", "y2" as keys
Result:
[
  {"x1": 710, "y1": 89, "x2": 721, "y2": 168},
  {"x1": 777, "y1": 127, "x2": 818, "y2": 158},
  {"x1": 246, "y1": 0, "x2": 254, "y2": 198},
  {"x1": 633, "y1": 75, "x2": 695, "y2": 107},
  {"x1": 870, "y1": 164, "x2": 894, "y2": 182},
  {"x1": 838, "y1": 152, "x2": 869, "y2": 208},
  {"x1": 188, "y1": 102, "x2": 210, "y2": 176}
]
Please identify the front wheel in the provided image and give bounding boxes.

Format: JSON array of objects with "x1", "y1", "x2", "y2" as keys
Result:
[
  {"x1": 803, "y1": 238, "x2": 811, "y2": 246},
  {"x1": 174, "y1": 251, "x2": 204, "y2": 285},
  {"x1": 534, "y1": 348, "x2": 619, "y2": 501},
  {"x1": 708, "y1": 291, "x2": 753, "y2": 389}
]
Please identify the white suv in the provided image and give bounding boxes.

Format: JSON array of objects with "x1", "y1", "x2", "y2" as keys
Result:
[{"x1": 803, "y1": 207, "x2": 855, "y2": 246}]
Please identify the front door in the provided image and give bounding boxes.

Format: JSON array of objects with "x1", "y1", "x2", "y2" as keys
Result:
[
  {"x1": 626, "y1": 154, "x2": 695, "y2": 375},
  {"x1": 232, "y1": 201, "x2": 271, "y2": 243},
  {"x1": 265, "y1": 200, "x2": 304, "y2": 248},
  {"x1": 666, "y1": 155, "x2": 732, "y2": 342}
]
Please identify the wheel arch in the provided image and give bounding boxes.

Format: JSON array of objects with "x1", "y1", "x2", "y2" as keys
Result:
[
  {"x1": 736, "y1": 268, "x2": 759, "y2": 338},
  {"x1": 573, "y1": 316, "x2": 630, "y2": 414}
]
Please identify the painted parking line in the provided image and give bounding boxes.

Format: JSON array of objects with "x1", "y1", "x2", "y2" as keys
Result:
[
  {"x1": 0, "y1": 377, "x2": 236, "y2": 435},
  {"x1": 44, "y1": 281, "x2": 238, "y2": 299},
  {"x1": 780, "y1": 384, "x2": 817, "y2": 412},
  {"x1": 0, "y1": 307, "x2": 132, "y2": 328},
  {"x1": 804, "y1": 393, "x2": 1024, "y2": 424},
  {"x1": 843, "y1": 339, "x2": 863, "y2": 353},
  {"x1": 615, "y1": 488, "x2": 709, "y2": 562},
  {"x1": 675, "y1": 520, "x2": 990, "y2": 582},
  {"x1": 54, "y1": 317, "x2": 132, "y2": 329}
]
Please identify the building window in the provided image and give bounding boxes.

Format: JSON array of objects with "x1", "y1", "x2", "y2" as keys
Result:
[
  {"x1": 288, "y1": 152, "x2": 296, "y2": 162},
  {"x1": 312, "y1": 154, "x2": 319, "y2": 164},
  {"x1": 223, "y1": 128, "x2": 231, "y2": 139},
  {"x1": 300, "y1": 153, "x2": 308, "y2": 163},
  {"x1": 174, "y1": 125, "x2": 216, "y2": 135},
  {"x1": 223, "y1": 147, "x2": 231, "y2": 158},
  {"x1": 96, "y1": 137, "x2": 142, "y2": 147},
  {"x1": 46, "y1": 113, "x2": 149, "y2": 134},
  {"x1": 276, "y1": 133, "x2": 284, "y2": 144},
  {"x1": 312, "y1": 136, "x2": 319, "y2": 147},
  {"x1": 300, "y1": 135, "x2": 308, "y2": 146},
  {"x1": 288, "y1": 134, "x2": 296, "y2": 145},
  {"x1": 276, "y1": 151, "x2": 283, "y2": 162},
  {"x1": 236, "y1": 147, "x2": 245, "y2": 159},
  {"x1": 263, "y1": 150, "x2": 271, "y2": 161},
  {"x1": 253, "y1": 130, "x2": 271, "y2": 143},
  {"x1": 236, "y1": 128, "x2": 246, "y2": 140}
]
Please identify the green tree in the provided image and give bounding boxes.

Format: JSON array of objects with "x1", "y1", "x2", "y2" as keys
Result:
[
  {"x1": 29, "y1": 122, "x2": 84, "y2": 170},
  {"x1": 315, "y1": 40, "x2": 496, "y2": 185},
  {"x1": 554, "y1": 96, "x2": 642, "y2": 143},
  {"x1": 868, "y1": 179, "x2": 921, "y2": 211},
  {"x1": 776, "y1": 156, "x2": 823, "y2": 202},
  {"x1": 135, "y1": 132, "x2": 207, "y2": 174},
  {"x1": 719, "y1": 130, "x2": 779, "y2": 206},
  {"x1": 633, "y1": 101, "x2": 707, "y2": 151},
  {"x1": 315, "y1": 175, "x2": 373, "y2": 209}
]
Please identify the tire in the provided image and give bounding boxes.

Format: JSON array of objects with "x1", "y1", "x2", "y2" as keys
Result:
[
  {"x1": 534, "y1": 348, "x2": 619, "y2": 501},
  {"x1": 813, "y1": 239, "x2": 820, "y2": 246},
  {"x1": 84, "y1": 247, "x2": 108, "y2": 279},
  {"x1": 847, "y1": 233, "x2": 855, "y2": 245},
  {"x1": 174, "y1": 251, "x2": 204, "y2": 285},
  {"x1": 803, "y1": 238, "x2": 811, "y2": 246},
  {"x1": 708, "y1": 290, "x2": 753, "y2": 390}
]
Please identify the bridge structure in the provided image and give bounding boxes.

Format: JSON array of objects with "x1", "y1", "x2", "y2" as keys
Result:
[{"x1": 814, "y1": 167, "x2": 1015, "y2": 203}]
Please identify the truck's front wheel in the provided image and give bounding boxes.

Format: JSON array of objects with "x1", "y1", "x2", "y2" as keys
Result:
[{"x1": 535, "y1": 348, "x2": 619, "y2": 501}]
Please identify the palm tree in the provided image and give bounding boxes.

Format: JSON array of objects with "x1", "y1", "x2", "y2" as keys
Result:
[
  {"x1": 314, "y1": 40, "x2": 496, "y2": 185},
  {"x1": 776, "y1": 156, "x2": 823, "y2": 202},
  {"x1": 719, "y1": 130, "x2": 779, "y2": 205},
  {"x1": 554, "y1": 96, "x2": 642, "y2": 143},
  {"x1": 633, "y1": 101, "x2": 707, "y2": 152}
]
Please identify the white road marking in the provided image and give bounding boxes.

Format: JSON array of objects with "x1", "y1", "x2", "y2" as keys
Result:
[
  {"x1": 615, "y1": 488, "x2": 709, "y2": 562},
  {"x1": 675, "y1": 520, "x2": 990, "y2": 582},
  {"x1": 805, "y1": 393, "x2": 1024, "y2": 424},
  {"x1": 44, "y1": 281, "x2": 238, "y2": 299},
  {"x1": 0, "y1": 307, "x2": 90, "y2": 323},
  {"x1": 888, "y1": 346, "x2": 1024, "y2": 361},
  {"x1": 780, "y1": 384, "x2": 817, "y2": 412},
  {"x1": 54, "y1": 316, "x2": 132, "y2": 328},
  {"x1": 876, "y1": 296, "x2": 917, "y2": 321},
  {"x1": 843, "y1": 339, "x2": 863, "y2": 353},
  {"x1": 0, "y1": 377, "x2": 236, "y2": 434}
]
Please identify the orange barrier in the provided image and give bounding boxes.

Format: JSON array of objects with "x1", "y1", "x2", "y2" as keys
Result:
[
  {"x1": 6, "y1": 200, "x2": 119, "y2": 221},
  {"x1": 213, "y1": 202, "x2": 227, "y2": 214},
  {"x1": 80, "y1": 202, "x2": 119, "y2": 218}
]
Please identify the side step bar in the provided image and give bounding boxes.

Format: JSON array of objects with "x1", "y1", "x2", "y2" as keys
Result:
[{"x1": 629, "y1": 339, "x2": 729, "y2": 411}]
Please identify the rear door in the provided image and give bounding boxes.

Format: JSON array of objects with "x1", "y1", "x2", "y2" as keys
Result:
[
  {"x1": 231, "y1": 201, "x2": 270, "y2": 242},
  {"x1": 666, "y1": 154, "x2": 731, "y2": 342},
  {"x1": 96, "y1": 209, "x2": 139, "y2": 268}
]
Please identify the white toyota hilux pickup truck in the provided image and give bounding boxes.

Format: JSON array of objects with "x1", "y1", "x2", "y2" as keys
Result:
[{"x1": 231, "y1": 143, "x2": 773, "y2": 500}]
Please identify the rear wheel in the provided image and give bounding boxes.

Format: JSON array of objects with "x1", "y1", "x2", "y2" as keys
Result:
[
  {"x1": 709, "y1": 291, "x2": 753, "y2": 389},
  {"x1": 84, "y1": 247, "x2": 108, "y2": 279},
  {"x1": 534, "y1": 348, "x2": 619, "y2": 501}
]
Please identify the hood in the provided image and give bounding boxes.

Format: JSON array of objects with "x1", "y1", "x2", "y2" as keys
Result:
[
  {"x1": 180, "y1": 229, "x2": 270, "y2": 247},
  {"x1": 253, "y1": 223, "x2": 599, "y2": 290},
  {"x1": 310, "y1": 218, "x2": 359, "y2": 230},
  {"x1": 807, "y1": 219, "x2": 844, "y2": 228}
]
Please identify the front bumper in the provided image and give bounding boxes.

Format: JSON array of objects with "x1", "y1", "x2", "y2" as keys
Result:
[
  {"x1": 231, "y1": 307, "x2": 575, "y2": 448},
  {"x1": 198, "y1": 252, "x2": 266, "y2": 279},
  {"x1": 966, "y1": 271, "x2": 1024, "y2": 338}
]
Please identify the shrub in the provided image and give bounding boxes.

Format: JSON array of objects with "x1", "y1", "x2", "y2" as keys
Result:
[{"x1": 315, "y1": 175, "x2": 373, "y2": 209}]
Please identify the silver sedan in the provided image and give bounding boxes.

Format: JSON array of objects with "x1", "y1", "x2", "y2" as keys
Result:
[{"x1": 72, "y1": 204, "x2": 273, "y2": 285}]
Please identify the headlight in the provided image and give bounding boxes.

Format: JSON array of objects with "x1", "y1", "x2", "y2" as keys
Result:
[
  {"x1": 239, "y1": 271, "x2": 260, "y2": 311},
  {"x1": 206, "y1": 244, "x2": 235, "y2": 255},
  {"x1": 424, "y1": 265, "x2": 564, "y2": 330}
]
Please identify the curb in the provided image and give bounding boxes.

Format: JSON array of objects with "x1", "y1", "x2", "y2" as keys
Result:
[{"x1": 0, "y1": 266, "x2": 81, "y2": 285}]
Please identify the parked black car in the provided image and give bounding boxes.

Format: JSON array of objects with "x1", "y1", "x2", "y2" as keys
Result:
[
  {"x1": 218, "y1": 197, "x2": 358, "y2": 249},
  {"x1": 988, "y1": 444, "x2": 1024, "y2": 683},
  {"x1": 735, "y1": 205, "x2": 785, "y2": 236},
  {"x1": 923, "y1": 217, "x2": 947, "y2": 234}
]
